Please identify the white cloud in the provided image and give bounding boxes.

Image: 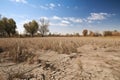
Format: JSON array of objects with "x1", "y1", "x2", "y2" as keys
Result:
[
  {"x1": 10, "y1": 0, "x2": 27, "y2": 4},
  {"x1": 75, "y1": 19, "x2": 83, "y2": 23},
  {"x1": 52, "y1": 16, "x2": 62, "y2": 20},
  {"x1": 39, "y1": 3, "x2": 57, "y2": 10},
  {"x1": 49, "y1": 3, "x2": 55, "y2": 9},
  {"x1": 50, "y1": 13, "x2": 113, "y2": 25},
  {"x1": 20, "y1": 12, "x2": 113, "y2": 30},
  {"x1": 50, "y1": 22, "x2": 70, "y2": 27},
  {"x1": 86, "y1": 12, "x2": 114, "y2": 23},
  {"x1": 87, "y1": 20, "x2": 93, "y2": 23},
  {"x1": 59, "y1": 23, "x2": 70, "y2": 27},
  {"x1": 87, "y1": 13, "x2": 110, "y2": 21},
  {"x1": 58, "y1": 4, "x2": 61, "y2": 7},
  {"x1": 49, "y1": 19, "x2": 70, "y2": 27},
  {"x1": 61, "y1": 20, "x2": 70, "y2": 24},
  {"x1": 68, "y1": 17, "x2": 83, "y2": 23},
  {"x1": 51, "y1": 16, "x2": 83, "y2": 24},
  {"x1": 17, "y1": 19, "x2": 32, "y2": 34}
]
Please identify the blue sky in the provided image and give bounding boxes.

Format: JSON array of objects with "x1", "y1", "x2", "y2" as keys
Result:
[{"x1": 0, "y1": 0, "x2": 120, "y2": 34}]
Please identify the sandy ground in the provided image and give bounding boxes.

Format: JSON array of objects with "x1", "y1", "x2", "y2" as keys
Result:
[{"x1": 0, "y1": 37, "x2": 120, "y2": 80}]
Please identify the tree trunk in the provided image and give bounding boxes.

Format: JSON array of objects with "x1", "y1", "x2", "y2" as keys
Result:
[
  {"x1": 8, "y1": 33, "x2": 11, "y2": 37},
  {"x1": 41, "y1": 34, "x2": 44, "y2": 37},
  {"x1": 31, "y1": 34, "x2": 33, "y2": 37}
]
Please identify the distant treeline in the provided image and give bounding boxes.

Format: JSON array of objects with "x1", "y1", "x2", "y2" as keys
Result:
[
  {"x1": 82, "y1": 29, "x2": 120, "y2": 37},
  {"x1": 0, "y1": 17, "x2": 120, "y2": 38}
]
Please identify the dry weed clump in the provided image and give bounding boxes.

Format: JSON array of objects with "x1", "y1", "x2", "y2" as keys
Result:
[
  {"x1": 8, "y1": 44, "x2": 35, "y2": 63},
  {"x1": 0, "y1": 39, "x2": 35, "y2": 63}
]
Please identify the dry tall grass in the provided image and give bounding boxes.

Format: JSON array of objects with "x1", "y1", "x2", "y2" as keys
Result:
[
  {"x1": 0, "y1": 37, "x2": 120, "y2": 62},
  {"x1": 0, "y1": 37, "x2": 120, "y2": 55}
]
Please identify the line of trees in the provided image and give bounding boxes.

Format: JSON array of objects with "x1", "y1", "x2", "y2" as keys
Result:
[
  {"x1": 82, "y1": 29, "x2": 102, "y2": 37},
  {"x1": 82, "y1": 29, "x2": 120, "y2": 37},
  {"x1": 0, "y1": 17, "x2": 49, "y2": 37},
  {"x1": 0, "y1": 16, "x2": 120, "y2": 38}
]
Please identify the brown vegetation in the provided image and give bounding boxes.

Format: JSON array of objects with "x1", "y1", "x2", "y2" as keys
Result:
[
  {"x1": 0, "y1": 37, "x2": 120, "y2": 80},
  {"x1": 0, "y1": 37, "x2": 120, "y2": 56},
  {"x1": 82, "y1": 29, "x2": 88, "y2": 36}
]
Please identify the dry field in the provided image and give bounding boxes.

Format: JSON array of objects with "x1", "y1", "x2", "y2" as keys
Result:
[{"x1": 0, "y1": 37, "x2": 120, "y2": 80}]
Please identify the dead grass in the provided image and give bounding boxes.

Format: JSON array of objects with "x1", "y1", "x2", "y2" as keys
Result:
[
  {"x1": 0, "y1": 39, "x2": 35, "y2": 63},
  {"x1": 0, "y1": 37, "x2": 120, "y2": 80},
  {"x1": 0, "y1": 37, "x2": 120, "y2": 63}
]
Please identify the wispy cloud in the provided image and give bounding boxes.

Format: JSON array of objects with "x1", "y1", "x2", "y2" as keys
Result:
[
  {"x1": 52, "y1": 16, "x2": 83, "y2": 24},
  {"x1": 10, "y1": 1, "x2": 61, "y2": 10},
  {"x1": 45, "y1": 16, "x2": 82, "y2": 27},
  {"x1": 17, "y1": 18, "x2": 31, "y2": 34},
  {"x1": 39, "y1": 5, "x2": 48, "y2": 10},
  {"x1": 48, "y1": 16, "x2": 71, "y2": 27},
  {"x1": 67, "y1": 17, "x2": 83, "y2": 23},
  {"x1": 49, "y1": 3, "x2": 55, "y2": 9},
  {"x1": 52, "y1": 16, "x2": 62, "y2": 20},
  {"x1": 58, "y1": 4, "x2": 61, "y2": 7},
  {"x1": 50, "y1": 22, "x2": 70, "y2": 27},
  {"x1": 39, "y1": 3, "x2": 61, "y2": 10},
  {"x1": 48, "y1": 13, "x2": 114, "y2": 26},
  {"x1": 10, "y1": 0, "x2": 27, "y2": 4},
  {"x1": 87, "y1": 13, "x2": 110, "y2": 21},
  {"x1": 86, "y1": 12, "x2": 114, "y2": 23},
  {"x1": 61, "y1": 20, "x2": 70, "y2": 24}
]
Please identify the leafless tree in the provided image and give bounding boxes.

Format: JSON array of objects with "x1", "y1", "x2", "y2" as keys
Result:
[{"x1": 39, "y1": 18, "x2": 49, "y2": 37}]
